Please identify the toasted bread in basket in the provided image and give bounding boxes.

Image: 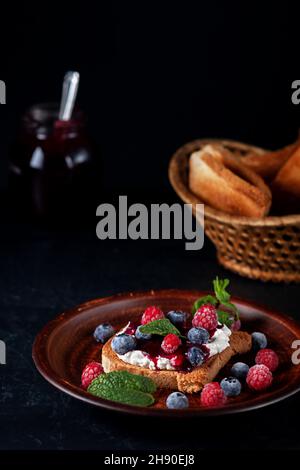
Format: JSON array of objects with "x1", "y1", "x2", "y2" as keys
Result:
[
  {"x1": 242, "y1": 142, "x2": 299, "y2": 181},
  {"x1": 189, "y1": 144, "x2": 271, "y2": 217},
  {"x1": 272, "y1": 145, "x2": 300, "y2": 213}
]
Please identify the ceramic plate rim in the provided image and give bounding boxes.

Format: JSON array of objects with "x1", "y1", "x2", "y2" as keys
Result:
[{"x1": 32, "y1": 289, "x2": 300, "y2": 417}]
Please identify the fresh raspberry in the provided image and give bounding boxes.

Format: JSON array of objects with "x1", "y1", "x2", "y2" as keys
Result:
[
  {"x1": 192, "y1": 304, "x2": 218, "y2": 331},
  {"x1": 81, "y1": 361, "x2": 104, "y2": 389},
  {"x1": 161, "y1": 333, "x2": 181, "y2": 353},
  {"x1": 141, "y1": 306, "x2": 164, "y2": 325},
  {"x1": 255, "y1": 348, "x2": 279, "y2": 372},
  {"x1": 169, "y1": 353, "x2": 184, "y2": 368},
  {"x1": 201, "y1": 382, "x2": 227, "y2": 407},
  {"x1": 246, "y1": 364, "x2": 273, "y2": 391}
]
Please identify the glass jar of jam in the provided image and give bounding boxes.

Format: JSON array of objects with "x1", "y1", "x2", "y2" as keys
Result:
[{"x1": 9, "y1": 103, "x2": 98, "y2": 222}]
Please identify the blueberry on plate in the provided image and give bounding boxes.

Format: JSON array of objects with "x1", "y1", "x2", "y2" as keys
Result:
[
  {"x1": 93, "y1": 323, "x2": 115, "y2": 343},
  {"x1": 230, "y1": 362, "x2": 249, "y2": 380},
  {"x1": 135, "y1": 325, "x2": 152, "y2": 340},
  {"x1": 111, "y1": 334, "x2": 137, "y2": 355},
  {"x1": 220, "y1": 377, "x2": 242, "y2": 397},
  {"x1": 252, "y1": 332, "x2": 267, "y2": 351},
  {"x1": 167, "y1": 310, "x2": 187, "y2": 326},
  {"x1": 187, "y1": 327, "x2": 209, "y2": 345},
  {"x1": 166, "y1": 391, "x2": 189, "y2": 409},
  {"x1": 187, "y1": 346, "x2": 205, "y2": 367}
]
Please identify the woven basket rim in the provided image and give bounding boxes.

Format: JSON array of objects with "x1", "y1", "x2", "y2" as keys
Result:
[{"x1": 168, "y1": 138, "x2": 300, "y2": 227}]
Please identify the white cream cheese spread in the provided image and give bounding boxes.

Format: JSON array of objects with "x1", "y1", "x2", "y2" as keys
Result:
[{"x1": 115, "y1": 322, "x2": 232, "y2": 371}]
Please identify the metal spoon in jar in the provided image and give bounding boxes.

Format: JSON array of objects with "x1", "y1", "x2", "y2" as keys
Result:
[{"x1": 58, "y1": 71, "x2": 80, "y2": 121}]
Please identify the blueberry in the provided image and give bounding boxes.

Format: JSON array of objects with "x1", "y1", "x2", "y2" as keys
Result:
[
  {"x1": 187, "y1": 346, "x2": 205, "y2": 367},
  {"x1": 111, "y1": 334, "x2": 137, "y2": 355},
  {"x1": 167, "y1": 310, "x2": 187, "y2": 326},
  {"x1": 252, "y1": 332, "x2": 267, "y2": 351},
  {"x1": 187, "y1": 327, "x2": 209, "y2": 345},
  {"x1": 93, "y1": 323, "x2": 115, "y2": 343},
  {"x1": 135, "y1": 325, "x2": 152, "y2": 340},
  {"x1": 230, "y1": 362, "x2": 249, "y2": 380},
  {"x1": 166, "y1": 391, "x2": 189, "y2": 409},
  {"x1": 220, "y1": 377, "x2": 242, "y2": 397}
]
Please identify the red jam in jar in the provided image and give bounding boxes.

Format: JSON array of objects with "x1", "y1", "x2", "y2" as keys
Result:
[{"x1": 9, "y1": 103, "x2": 98, "y2": 221}]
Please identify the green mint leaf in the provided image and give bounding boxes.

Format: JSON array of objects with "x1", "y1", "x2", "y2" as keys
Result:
[
  {"x1": 87, "y1": 371, "x2": 156, "y2": 407},
  {"x1": 213, "y1": 277, "x2": 239, "y2": 318},
  {"x1": 88, "y1": 384, "x2": 154, "y2": 407},
  {"x1": 217, "y1": 310, "x2": 234, "y2": 327},
  {"x1": 139, "y1": 318, "x2": 183, "y2": 338},
  {"x1": 192, "y1": 278, "x2": 239, "y2": 324},
  {"x1": 192, "y1": 295, "x2": 218, "y2": 315},
  {"x1": 213, "y1": 277, "x2": 231, "y2": 304},
  {"x1": 89, "y1": 370, "x2": 156, "y2": 394},
  {"x1": 222, "y1": 301, "x2": 238, "y2": 315}
]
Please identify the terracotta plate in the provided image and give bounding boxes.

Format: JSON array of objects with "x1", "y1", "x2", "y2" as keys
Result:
[{"x1": 32, "y1": 290, "x2": 300, "y2": 416}]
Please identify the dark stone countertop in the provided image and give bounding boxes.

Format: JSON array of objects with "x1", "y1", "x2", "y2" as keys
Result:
[{"x1": 0, "y1": 220, "x2": 300, "y2": 451}]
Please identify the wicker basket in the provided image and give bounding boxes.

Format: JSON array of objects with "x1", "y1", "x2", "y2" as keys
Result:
[{"x1": 169, "y1": 139, "x2": 300, "y2": 283}]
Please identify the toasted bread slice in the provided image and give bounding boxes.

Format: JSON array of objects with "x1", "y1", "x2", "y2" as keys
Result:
[
  {"x1": 102, "y1": 331, "x2": 252, "y2": 393},
  {"x1": 189, "y1": 144, "x2": 271, "y2": 217},
  {"x1": 242, "y1": 142, "x2": 299, "y2": 181},
  {"x1": 272, "y1": 145, "x2": 300, "y2": 213}
]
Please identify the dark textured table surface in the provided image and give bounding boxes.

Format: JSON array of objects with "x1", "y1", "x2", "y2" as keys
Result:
[{"x1": 1, "y1": 217, "x2": 300, "y2": 451}]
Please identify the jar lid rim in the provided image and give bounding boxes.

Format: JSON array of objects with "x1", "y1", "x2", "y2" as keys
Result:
[{"x1": 23, "y1": 102, "x2": 84, "y2": 130}]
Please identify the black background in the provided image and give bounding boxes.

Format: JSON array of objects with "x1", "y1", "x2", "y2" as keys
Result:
[
  {"x1": 1, "y1": 1, "x2": 300, "y2": 456},
  {"x1": 0, "y1": 2, "x2": 300, "y2": 194}
]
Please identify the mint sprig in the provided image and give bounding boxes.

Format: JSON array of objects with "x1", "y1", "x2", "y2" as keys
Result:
[
  {"x1": 192, "y1": 276, "x2": 239, "y2": 324},
  {"x1": 88, "y1": 371, "x2": 156, "y2": 407},
  {"x1": 217, "y1": 310, "x2": 234, "y2": 327},
  {"x1": 139, "y1": 318, "x2": 184, "y2": 338},
  {"x1": 213, "y1": 277, "x2": 238, "y2": 314},
  {"x1": 91, "y1": 387, "x2": 155, "y2": 407}
]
